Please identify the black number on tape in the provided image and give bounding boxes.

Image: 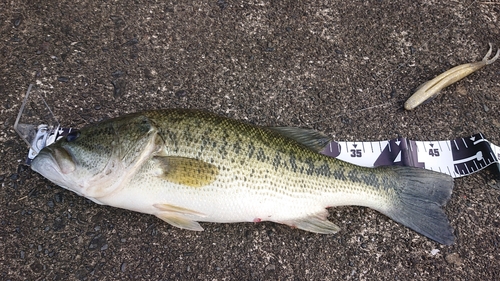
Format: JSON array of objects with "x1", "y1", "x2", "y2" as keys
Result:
[
  {"x1": 429, "y1": 148, "x2": 440, "y2": 157},
  {"x1": 350, "y1": 149, "x2": 362, "y2": 157}
]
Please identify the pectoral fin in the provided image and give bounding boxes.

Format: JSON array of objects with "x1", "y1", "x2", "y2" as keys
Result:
[
  {"x1": 153, "y1": 203, "x2": 206, "y2": 217},
  {"x1": 154, "y1": 203, "x2": 206, "y2": 231},
  {"x1": 156, "y1": 213, "x2": 204, "y2": 231},
  {"x1": 153, "y1": 156, "x2": 219, "y2": 188}
]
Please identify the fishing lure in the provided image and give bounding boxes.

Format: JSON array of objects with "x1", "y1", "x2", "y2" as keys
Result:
[{"x1": 405, "y1": 43, "x2": 499, "y2": 110}]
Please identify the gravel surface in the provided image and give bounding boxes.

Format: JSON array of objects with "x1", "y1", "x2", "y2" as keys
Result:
[{"x1": 1, "y1": 0, "x2": 499, "y2": 280}]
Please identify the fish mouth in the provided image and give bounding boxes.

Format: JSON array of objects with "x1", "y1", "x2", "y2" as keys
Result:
[{"x1": 31, "y1": 146, "x2": 77, "y2": 178}]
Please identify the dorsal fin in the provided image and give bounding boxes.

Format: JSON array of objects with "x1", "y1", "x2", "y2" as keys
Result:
[{"x1": 268, "y1": 127, "x2": 332, "y2": 152}]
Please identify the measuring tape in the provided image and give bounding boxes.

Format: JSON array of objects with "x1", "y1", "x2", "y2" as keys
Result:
[
  {"x1": 320, "y1": 134, "x2": 500, "y2": 178},
  {"x1": 14, "y1": 85, "x2": 500, "y2": 178}
]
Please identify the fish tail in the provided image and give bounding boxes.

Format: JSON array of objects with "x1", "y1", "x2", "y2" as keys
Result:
[{"x1": 382, "y1": 166, "x2": 455, "y2": 245}]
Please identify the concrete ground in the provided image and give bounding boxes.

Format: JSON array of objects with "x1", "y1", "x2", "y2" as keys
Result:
[{"x1": 1, "y1": 0, "x2": 499, "y2": 280}]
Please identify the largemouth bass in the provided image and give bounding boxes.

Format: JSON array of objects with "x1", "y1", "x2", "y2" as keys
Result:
[{"x1": 31, "y1": 109, "x2": 455, "y2": 244}]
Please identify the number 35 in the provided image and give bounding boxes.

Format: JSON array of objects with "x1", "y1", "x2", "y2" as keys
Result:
[{"x1": 350, "y1": 149, "x2": 362, "y2": 157}]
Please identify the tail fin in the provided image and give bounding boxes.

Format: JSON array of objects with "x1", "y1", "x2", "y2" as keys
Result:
[{"x1": 382, "y1": 166, "x2": 455, "y2": 245}]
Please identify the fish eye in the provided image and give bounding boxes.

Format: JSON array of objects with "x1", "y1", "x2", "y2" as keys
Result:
[{"x1": 66, "y1": 130, "x2": 80, "y2": 142}]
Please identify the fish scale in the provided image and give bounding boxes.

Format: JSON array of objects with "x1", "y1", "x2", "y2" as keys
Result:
[{"x1": 31, "y1": 109, "x2": 455, "y2": 244}]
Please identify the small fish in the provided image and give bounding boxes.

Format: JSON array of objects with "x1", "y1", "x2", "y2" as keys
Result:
[
  {"x1": 31, "y1": 109, "x2": 455, "y2": 244},
  {"x1": 405, "y1": 43, "x2": 499, "y2": 110}
]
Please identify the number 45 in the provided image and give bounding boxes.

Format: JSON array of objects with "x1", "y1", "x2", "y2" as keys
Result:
[{"x1": 428, "y1": 148, "x2": 440, "y2": 157}]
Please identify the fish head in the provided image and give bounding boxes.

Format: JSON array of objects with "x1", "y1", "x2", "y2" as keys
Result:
[{"x1": 31, "y1": 114, "x2": 160, "y2": 200}]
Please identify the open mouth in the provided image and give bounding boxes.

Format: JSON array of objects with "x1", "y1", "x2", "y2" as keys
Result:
[{"x1": 32, "y1": 146, "x2": 76, "y2": 176}]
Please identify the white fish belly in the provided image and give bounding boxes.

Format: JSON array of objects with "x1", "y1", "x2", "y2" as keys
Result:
[{"x1": 94, "y1": 164, "x2": 389, "y2": 225}]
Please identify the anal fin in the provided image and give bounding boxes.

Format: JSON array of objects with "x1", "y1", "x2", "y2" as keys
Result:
[{"x1": 284, "y1": 213, "x2": 340, "y2": 234}]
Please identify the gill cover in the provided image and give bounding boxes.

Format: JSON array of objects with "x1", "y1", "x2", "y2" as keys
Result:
[{"x1": 33, "y1": 113, "x2": 163, "y2": 200}]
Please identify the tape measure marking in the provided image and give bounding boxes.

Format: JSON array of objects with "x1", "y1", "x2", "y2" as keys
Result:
[{"x1": 320, "y1": 133, "x2": 500, "y2": 178}]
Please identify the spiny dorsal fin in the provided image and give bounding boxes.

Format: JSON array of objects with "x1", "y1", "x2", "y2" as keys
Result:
[
  {"x1": 154, "y1": 156, "x2": 219, "y2": 188},
  {"x1": 268, "y1": 127, "x2": 332, "y2": 152}
]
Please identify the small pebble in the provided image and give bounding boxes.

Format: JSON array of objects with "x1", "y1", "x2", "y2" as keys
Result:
[
  {"x1": 28, "y1": 188, "x2": 38, "y2": 198},
  {"x1": 54, "y1": 192, "x2": 63, "y2": 203},
  {"x1": 217, "y1": 0, "x2": 228, "y2": 10},
  {"x1": 17, "y1": 165, "x2": 26, "y2": 173},
  {"x1": 111, "y1": 80, "x2": 125, "y2": 98},
  {"x1": 58, "y1": 76, "x2": 69, "y2": 82},
  {"x1": 12, "y1": 14, "x2": 23, "y2": 27},
  {"x1": 445, "y1": 253, "x2": 463, "y2": 266},
  {"x1": 265, "y1": 264, "x2": 276, "y2": 271},
  {"x1": 112, "y1": 70, "x2": 124, "y2": 78},
  {"x1": 175, "y1": 90, "x2": 187, "y2": 97},
  {"x1": 144, "y1": 68, "x2": 157, "y2": 80},
  {"x1": 88, "y1": 242, "x2": 98, "y2": 250},
  {"x1": 124, "y1": 38, "x2": 138, "y2": 46},
  {"x1": 27, "y1": 37, "x2": 37, "y2": 46},
  {"x1": 30, "y1": 262, "x2": 43, "y2": 273}
]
